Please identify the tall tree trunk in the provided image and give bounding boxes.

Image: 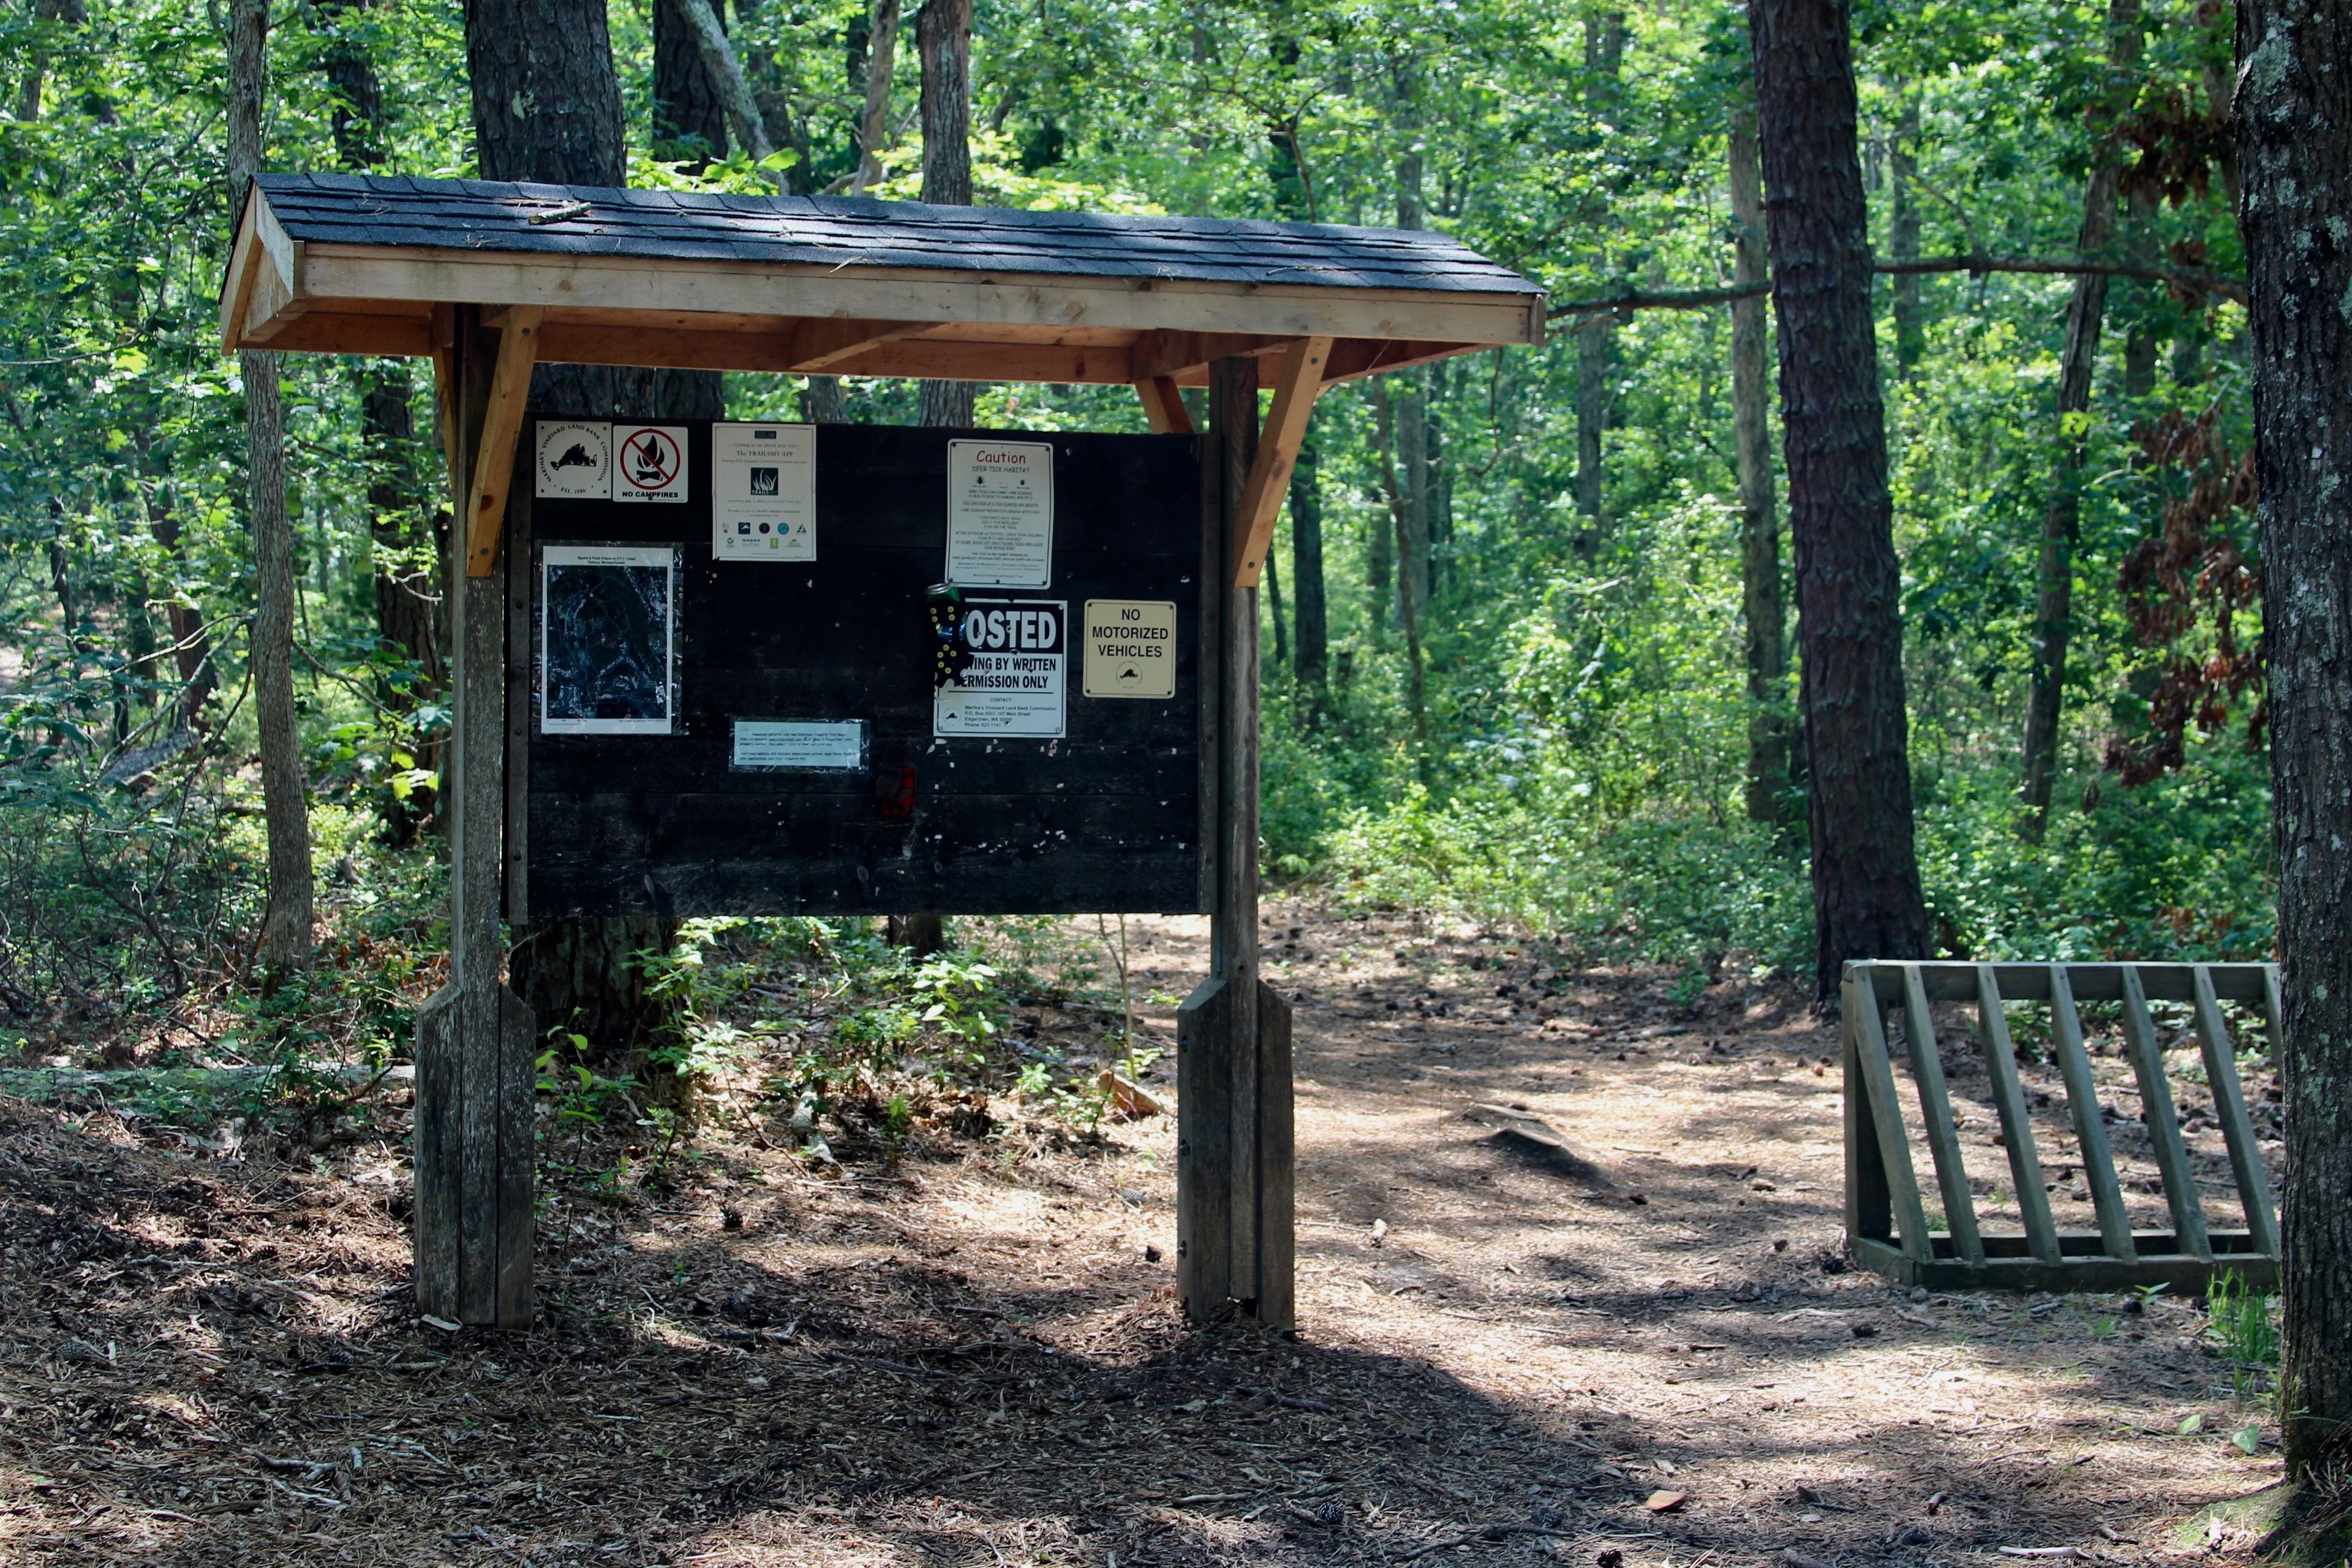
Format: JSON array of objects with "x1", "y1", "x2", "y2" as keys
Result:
[
  {"x1": 1266, "y1": 548, "x2": 1287, "y2": 667},
  {"x1": 467, "y1": 0, "x2": 706, "y2": 1050},
  {"x1": 914, "y1": 0, "x2": 975, "y2": 428},
  {"x1": 2018, "y1": 0, "x2": 2138, "y2": 843},
  {"x1": 891, "y1": 0, "x2": 974, "y2": 954},
  {"x1": 2121, "y1": 187, "x2": 2160, "y2": 398},
  {"x1": 1750, "y1": 0, "x2": 1929, "y2": 1003},
  {"x1": 1290, "y1": 441, "x2": 1326, "y2": 694},
  {"x1": 1888, "y1": 92, "x2": 1924, "y2": 377},
  {"x1": 1390, "y1": 62, "x2": 1432, "y2": 619},
  {"x1": 322, "y1": 0, "x2": 443, "y2": 843},
  {"x1": 1371, "y1": 378, "x2": 1429, "y2": 753},
  {"x1": 1730, "y1": 102, "x2": 1792, "y2": 829},
  {"x1": 654, "y1": 0, "x2": 731, "y2": 168},
  {"x1": 228, "y1": 0, "x2": 314, "y2": 974},
  {"x1": 1365, "y1": 426, "x2": 1393, "y2": 635},
  {"x1": 852, "y1": 0, "x2": 901, "y2": 191},
  {"x1": 2240, "y1": 0, "x2": 2352, "y2": 1498},
  {"x1": 1574, "y1": 12, "x2": 1625, "y2": 548}
]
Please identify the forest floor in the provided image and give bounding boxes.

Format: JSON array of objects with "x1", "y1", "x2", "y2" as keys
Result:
[{"x1": 0, "y1": 899, "x2": 2290, "y2": 1567}]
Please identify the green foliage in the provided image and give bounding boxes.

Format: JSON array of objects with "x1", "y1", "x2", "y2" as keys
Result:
[{"x1": 2205, "y1": 1269, "x2": 2280, "y2": 1402}]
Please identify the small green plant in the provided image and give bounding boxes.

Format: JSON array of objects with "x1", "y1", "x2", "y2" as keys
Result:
[
  {"x1": 2205, "y1": 1269, "x2": 2278, "y2": 1400},
  {"x1": 910, "y1": 957, "x2": 1005, "y2": 1075},
  {"x1": 535, "y1": 1031, "x2": 641, "y2": 1125}
]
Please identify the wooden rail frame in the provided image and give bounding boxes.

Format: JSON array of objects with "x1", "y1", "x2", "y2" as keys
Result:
[{"x1": 1841, "y1": 960, "x2": 2279, "y2": 1294}]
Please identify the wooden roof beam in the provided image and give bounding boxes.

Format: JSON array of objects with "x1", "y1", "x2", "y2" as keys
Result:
[
  {"x1": 1134, "y1": 375, "x2": 1194, "y2": 435},
  {"x1": 463, "y1": 307, "x2": 543, "y2": 579},
  {"x1": 1230, "y1": 336, "x2": 1332, "y2": 587}
]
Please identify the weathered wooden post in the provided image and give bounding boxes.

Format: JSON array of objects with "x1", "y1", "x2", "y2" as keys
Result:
[
  {"x1": 414, "y1": 304, "x2": 540, "y2": 1328},
  {"x1": 1177, "y1": 353, "x2": 1303, "y2": 1330}
]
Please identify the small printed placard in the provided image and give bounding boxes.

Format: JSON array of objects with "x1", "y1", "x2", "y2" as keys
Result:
[
  {"x1": 944, "y1": 439, "x2": 1054, "y2": 587},
  {"x1": 731, "y1": 719, "x2": 867, "y2": 771},
  {"x1": 535, "y1": 421, "x2": 611, "y2": 500},
  {"x1": 712, "y1": 423, "x2": 816, "y2": 560},
  {"x1": 613, "y1": 424, "x2": 690, "y2": 503},
  {"x1": 1082, "y1": 599, "x2": 1177, "y2": 699}
]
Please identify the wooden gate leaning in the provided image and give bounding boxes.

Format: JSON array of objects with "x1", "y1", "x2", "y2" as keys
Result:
[{"x1": 1840, "y1": 960, "x2": 2280, "y2": 1294}]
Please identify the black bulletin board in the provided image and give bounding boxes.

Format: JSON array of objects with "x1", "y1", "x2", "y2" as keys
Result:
[{"x1": 508, "y1": 418, "x2": 1210, "y2": 919}]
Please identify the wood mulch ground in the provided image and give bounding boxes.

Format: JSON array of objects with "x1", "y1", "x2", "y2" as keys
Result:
[{"x1": 0, "y1": 900, "x2": 2284, "y2": 1566}]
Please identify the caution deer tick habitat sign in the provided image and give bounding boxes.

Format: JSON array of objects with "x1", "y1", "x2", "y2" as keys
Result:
[{"x1": 1084, "y1": 600, "x2": 1177, "y2": 698}]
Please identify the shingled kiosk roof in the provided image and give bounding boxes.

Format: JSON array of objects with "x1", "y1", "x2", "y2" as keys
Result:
[{"x1": 220, "y1": 173, "x2": 1544, "y2": 386}]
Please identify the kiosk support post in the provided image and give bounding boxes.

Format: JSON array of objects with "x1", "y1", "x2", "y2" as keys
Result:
[
  {"x1": 1177, "y1": 356, "x2": 1297, "y2": 1330},
  {"x1": 413, "y1": 306, "x2": 538, "y2": 1328}
]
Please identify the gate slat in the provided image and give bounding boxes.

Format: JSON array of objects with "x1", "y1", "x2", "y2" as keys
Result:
[
  {"x1": 2192, "y1": 967, "x2": 2280, "y2": 1258},
  {"x1": 1848, "y1": 968, "x2": 1934, "y2": 1263},
  {"x1": 2048, "y1": 965, "x2": 2138, "y2": 1262},
  {"x1": 2118, "y1": 966, "x2": 2211, "y2": 1260},
  {"x1": 1901, "y1": 963, "x2": 1985, "y2": 1265},
  {"x1": 1974, "y1": 965, "x2": 2062, "y2": 1265}
]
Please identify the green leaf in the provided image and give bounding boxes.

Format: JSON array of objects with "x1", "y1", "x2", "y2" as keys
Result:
[
  {"x1": 2177, "y1": 1414, "x2": 2204, "y2": 1436},
  {"x1": 2232, "y1": 1425, "x2": 2261, "y2": 1454}
]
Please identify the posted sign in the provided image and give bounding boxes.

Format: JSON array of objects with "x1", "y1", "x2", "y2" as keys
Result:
[
  {"x1": 935, "y1": 598, "x2": 1066, "y2": 738},
  {"x1": 1082, "y1": 600, "x2": 1176, "y2": 698}
]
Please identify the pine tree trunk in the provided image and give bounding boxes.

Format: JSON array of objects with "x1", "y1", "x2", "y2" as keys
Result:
[
  {"x1": 2238, "y1": 0, "x2": 2352, "y2": 1492},
  {"x1": 1729, "y1": 104, "x2": 1791, "y2": 829},
  {"x1": 653, "y1": 0, "x2": 731, "y2": 168},
  {"x1": 466, "y1": 0, "x2": 699, "y2": 1052},
  {"x1": 1889, "y1": 93, "x2": 1924, "y2": 377},
  {"x1": 1749, "y1": 0, "x2": 1929, "y2": 1003},
  {"x1": 914, "y1": 0, "x2": 974, "y2": 428},
  {"x1": 2018, "y1": 0, "x2": 2137, "y2": 843},
  {"x1": 228, "y1": 0, "x2": 314, "y2": 975}
]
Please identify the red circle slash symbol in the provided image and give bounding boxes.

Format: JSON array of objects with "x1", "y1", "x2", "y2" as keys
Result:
[{"x1": 622, "y1": 429, "x2": 681, "y2": 491}]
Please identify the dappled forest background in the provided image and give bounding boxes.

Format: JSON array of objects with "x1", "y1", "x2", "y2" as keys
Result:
[{"x1": 0, "y1": 0, "x2": 2268, "y2": 1057}]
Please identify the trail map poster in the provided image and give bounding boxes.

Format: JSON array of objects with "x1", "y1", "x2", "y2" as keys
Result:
[{"x1": 539, "y1": 544, "x2": 678, "y2": 735}]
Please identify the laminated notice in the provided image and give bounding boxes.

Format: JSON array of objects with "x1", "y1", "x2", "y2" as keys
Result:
[
  {"x1": 731, "y1": 719, "x2": 865, "y2": 771},
  {"x1": 944, "y1": 439, "x2": 1053, "y2": 587},
  {"x1": 712, "y1": 423, "x2": 816, "y2": 560},
  {"x1": 933, "y1": 598, "x2": 1066, "y2": 739}
]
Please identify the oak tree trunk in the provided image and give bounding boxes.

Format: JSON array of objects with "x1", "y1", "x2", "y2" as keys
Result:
[
  {"x1": 1729, "y1": 103, "x2": 1792, "y2": 828},
  {"x1": 2018, "y1": 0, "x2": 2138, "y2": 842},
  {"x1": 2238, "y1": 0, "x2": 2352, "y2": 1493},
  {"x1": 1749, "y1": 0, "x2": 1929, "y2": 1001},
  {"x1": 654, "y1": 0, "x2": 731, "y2": 169},
  {"x1": 914, "y1": 0, "x2": 974, "y2": 428},
  {"x1": 1573, "y1": 12, "x2": 1624, "y2": 549},
  {"x1": 1888, "y1": 93, "x2": 1924, "y2": 377},
  {"x1": 228, "y1": 0, "x2": 315, "y2": 974},
  {"x1": 852, "y1": 0, "x2": 901, "y2": 192}
]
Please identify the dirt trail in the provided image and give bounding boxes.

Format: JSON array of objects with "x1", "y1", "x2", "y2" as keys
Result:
[{"x1": 0, "y1": 902, "x2": 2281, "y2": 1566}]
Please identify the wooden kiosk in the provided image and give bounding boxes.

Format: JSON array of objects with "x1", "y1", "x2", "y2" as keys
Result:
[{"x1": 221, "y1": 174, "x2": 1543, "y2": 1329}]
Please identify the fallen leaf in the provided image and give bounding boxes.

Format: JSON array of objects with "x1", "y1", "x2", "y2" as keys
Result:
[
  {"x1": 2232, "y1": 1425, "x2": 2261, "y2": 1454},
  {"x1": 420, "y1": 1315, "x2": 461, "y2": 1333},
  {"x1": 2177, "y1": 1414, "x2": 2204, "y2": 1436},
  {"x1": 1645, "y1": 1489, "x2": 1687, "y2": 1513}
]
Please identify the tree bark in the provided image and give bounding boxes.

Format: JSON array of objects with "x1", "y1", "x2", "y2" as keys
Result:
[
  {"x1": 1574, "y1": 12, "x2": 1625, "y2": 548},
  {"x1": 1749, "y1": 0, "x2": 1929, "y2": 1003},
  {"x1": 1289, "y1": 440, "x2": 1327, "y2": 693},
  {"x1": 852, "y1": 0, "x2": 902, "y2": 192},
  {"x1": 2239, "y1": 0, "x2": 2352, "y2": 1490},
  {"x1": 228, "y1": 0, "x2": 314, "y2": 975},
  {"x1": 466, "y1": 0, "x2": 706, "y2": 1052},
  {"x1": 668, "y1": 0, "x2": 774, "y2": 164},
  {"x1": 1889, "y1": 92, "x2": 1924, "y2": 377},
  {"x1": 2018, "y1": 0, "x2": 2138, "y2": 843},
  {"x1": 654, "y1": 0, "x2": 731, "y2": 168},
  {"x1": 915, "y1": 0, "x2": 974, "y2": 428},
  {"x1": 1730, "y1": 102, "x2": 1791, "y2": 829}
]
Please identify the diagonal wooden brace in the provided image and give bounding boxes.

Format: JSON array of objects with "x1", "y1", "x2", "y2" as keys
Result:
[
  {"x1": 463, "y1": 306, "x2": 544, "y2": 578},
  {"x1": 1228, "y1": 335, "x2": 1331, "y2": 586},
  {"x1": 1134, "y1": 374, "x2": 1195, "y2": 435}
]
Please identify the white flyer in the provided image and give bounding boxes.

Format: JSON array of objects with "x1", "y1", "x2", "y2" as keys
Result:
[
  {"x1": 944, "y1": 439, "x2": 1054, "y2": 587},
  {"x1": 534, "y1": 420, "x2": 611, "y2": 499},
  {"x1": 712, "y1": 423, "x2": 816, "y2": 560},
  {"x1": 1082, "y1": 599, "x2": 1177, "y2": 698},
  {"x1": 612, "y1": 424, "x2": 690, "y2": 503},
  {"x1": 731, "y1": 719, "x2": 865, "y2": 771},
  {"x1": 933, "y1": 598, "x2": 1066, "y2": 739}
]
